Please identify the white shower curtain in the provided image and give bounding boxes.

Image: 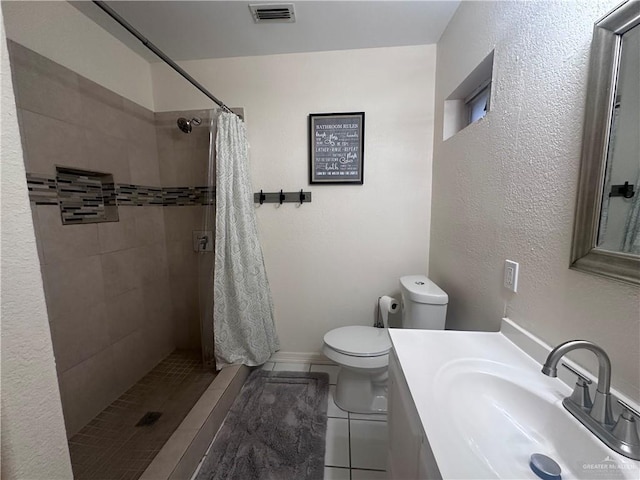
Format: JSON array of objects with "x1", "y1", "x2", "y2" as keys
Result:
[
  {"x1": 622, "y1": 171, "x2": 640, "y2": 254},
  {"x1": 213, "y1": 112, "x2": 280, "y2": 368}
]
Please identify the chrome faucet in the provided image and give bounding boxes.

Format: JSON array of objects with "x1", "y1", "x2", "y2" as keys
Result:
[
  {"x1": 542, "y1": 340, "x2": 640, "y2": 460},
  {"x1": 542, "y1": 340, "x2": 614, "y2": 424}
]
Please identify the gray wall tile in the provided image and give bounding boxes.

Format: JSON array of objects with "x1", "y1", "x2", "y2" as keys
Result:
[
  {"x1": 97, "y1": 211, "x2": 138, "y2": 254},
  {"x1": 122, "y1": 97, "x2": 154, "y2": 123},
  {"x1": 134, "y1": 206, "x2": 165, "y2": 245},
  {"x1": 141, "y1": 278, "x2": 176, "y2": 367},
  {"x1": 9, "y1": 41, "x2": 82, "y2": 125},
  {"x1": 59, "y1": 347, "x2": 118, "y2": 436},
  {"x1": 50, "y1": 302, "x2": 111, "y2": 374},
  {"x1": 106, "y1": 288, "x2": 145, "y2": 344},
  {"x1": 167, "y1": 240, "x2": 198, "y2": 279},
  {"x1": 19, "y1": 109, "x2": 87, "y2": 175},
  {"x1": 78, "y1": 76, "x2": 125, "y2": 112},
  {"x1": 128, "y1": 143, "x2": 161, "y2": 187},
  {"x1": 101, "y1": 248, "x2": 140, "y2": 298},
  {"x1": 84, "y1": 130, "x2": 131, "y2": 183},
  {"x1": 134, "y1": 242, "x2": 170, "y2": 285},
  {"x1": 29, "y1": 205, "x2": 46, "y2": 265},
  {"x1": 111, "y1": 331, "x2": 147, "y2": 396},
  {"x1": 42, "y1": 255, "x2": 105, "y2": 319},
  {"x1": 170, "y1": 274, "x2": 200, "y2": 350},
  {"x1": 36, "y1": 205, "x2": 100, "y2": 264}
]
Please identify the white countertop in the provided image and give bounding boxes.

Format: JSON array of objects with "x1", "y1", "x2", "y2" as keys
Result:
[{"x1": 388, "y1": 325, "x2": 640, "y2": 479}]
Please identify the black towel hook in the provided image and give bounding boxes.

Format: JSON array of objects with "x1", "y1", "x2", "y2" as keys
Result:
[
  {"x1": 259, "y1": 189, "x2": 266, "y2": 205},
  {"x1": 299, "y1": 189, "x2": 306, "y2": 205},
  {"x1": 610, "y1": 182, "x2": 635, "y2": 199},
  {"x1": 279, "y1": 189, "x2": 285, "y2": 205}
]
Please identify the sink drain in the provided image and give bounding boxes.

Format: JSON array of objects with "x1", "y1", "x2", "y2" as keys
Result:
[{"x1": 530, "y1": 453, "x2": 562, "y2": 480}]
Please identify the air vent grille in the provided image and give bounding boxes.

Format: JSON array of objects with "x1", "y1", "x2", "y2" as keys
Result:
[{"x1": 249, "y1": 3, "x2": 295, "y2": 23}]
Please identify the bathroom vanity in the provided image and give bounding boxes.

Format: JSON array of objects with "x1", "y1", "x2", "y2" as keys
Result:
[
  {"x1": 387, "y1": 320, "x2": 640, "y2": 479},
  {"x1": 388, "y1": 349, "x2": 440, "y2": 479}
]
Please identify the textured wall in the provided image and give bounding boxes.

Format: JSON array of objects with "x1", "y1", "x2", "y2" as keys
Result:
[
  {"x1": 0, "y1": 15, "x2": 73, "y2": 479},
  {"x1": 431, "y1": 0, "x2": 640, "y2": 400},
  {"x1": 1, "y1": 1, "x2": 154, "y2": 110},
  {"x1": 151, "y1": 45, "x2": 436, "y2": 355}
]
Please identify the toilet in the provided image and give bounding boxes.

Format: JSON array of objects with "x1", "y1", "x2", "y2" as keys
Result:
[{"x1": 322, "y1": 275, "x2": 448, "y2": 413}]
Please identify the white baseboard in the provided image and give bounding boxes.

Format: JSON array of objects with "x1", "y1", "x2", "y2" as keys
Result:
[{"x1": 268, "y1": 351, "x2": 333, "y2": 365}]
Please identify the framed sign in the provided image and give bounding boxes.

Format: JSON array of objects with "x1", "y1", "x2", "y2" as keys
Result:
[{"x1": 309, "y1": 112, "x2": 365, "y2": 184}]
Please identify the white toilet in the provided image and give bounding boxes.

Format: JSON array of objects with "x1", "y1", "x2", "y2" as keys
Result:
[{"x1": 322, "y1": 275, "x2": 448, "y2": 413}]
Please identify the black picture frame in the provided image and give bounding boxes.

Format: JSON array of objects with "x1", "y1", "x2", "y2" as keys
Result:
[{"x1": 309, "y1": 112, "x2": 365, "y2": 185}]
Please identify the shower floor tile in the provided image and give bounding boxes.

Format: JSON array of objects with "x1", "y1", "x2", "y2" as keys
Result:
[{"x1": 68, "y1": 350, "x2": 216, "y2": 480}]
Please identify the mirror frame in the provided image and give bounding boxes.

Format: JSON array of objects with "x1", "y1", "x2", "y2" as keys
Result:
[{"x1": 571, "y1": 0, "x2": 640, "y2": 285}]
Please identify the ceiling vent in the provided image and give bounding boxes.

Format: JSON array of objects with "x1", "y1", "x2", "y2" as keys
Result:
[{"x1": 249, "y1": 3, "x2": 296, "y2": 23}]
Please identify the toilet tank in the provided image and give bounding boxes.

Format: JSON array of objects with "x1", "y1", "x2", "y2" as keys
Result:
[{"x1": 399, "y1": 275, "x2": 448, "y2": 329}]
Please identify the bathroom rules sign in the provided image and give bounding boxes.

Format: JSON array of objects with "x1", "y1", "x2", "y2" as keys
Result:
[{"x1": 309, "y1": 112, "x2": 365, "y2": 184}]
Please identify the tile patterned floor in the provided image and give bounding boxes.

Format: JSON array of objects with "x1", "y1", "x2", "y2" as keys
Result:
[
  {"x1": 68, "y1": 350, "x2": 216, "y2": 480},
  {"x1": 260, "y1": 362, "x2": 388, "y2": 480}
]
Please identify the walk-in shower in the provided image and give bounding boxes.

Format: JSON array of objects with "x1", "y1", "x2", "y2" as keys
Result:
[{"x1": 6, "y1": 0, "x2": 251, "y2": 477}]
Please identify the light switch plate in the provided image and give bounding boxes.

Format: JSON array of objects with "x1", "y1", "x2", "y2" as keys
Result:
[{"x1": 504, "y1": 260, "x2": 519, "y2": 293}]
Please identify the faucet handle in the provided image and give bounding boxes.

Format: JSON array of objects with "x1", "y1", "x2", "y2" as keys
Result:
[
  {"x1": 617, "y1": 399, "x2": 640, "y2": 420},
  {"x1": 562, "y1": 363, "x2": 592, "y2": 385},
  {"x1": 612, "y1": 400, "x2": 640, "y2": 446},
  {"x1": 562, "y1": 363, "x2": 593, "y2": 409}
]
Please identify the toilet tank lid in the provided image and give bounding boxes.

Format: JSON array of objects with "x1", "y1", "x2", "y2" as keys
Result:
[{"x1": 400, "y1": 275, "x2": 448, "y2": 305}]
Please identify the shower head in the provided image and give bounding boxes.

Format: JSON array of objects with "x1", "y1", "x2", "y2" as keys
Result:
[{"x1": 177, "y1": 116, "x2": 202, "y2": 134}]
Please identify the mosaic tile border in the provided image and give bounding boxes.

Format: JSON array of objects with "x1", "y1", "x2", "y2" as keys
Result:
[
  {"x1": 117, "y1": 184, "x2": 164, "y2": 206},
  {"x1": 26, "y1": 174, "x2": 216, "y2": 209},
  {"x1": 26, "y1": 174, "x2": 58, "y2": 205}
]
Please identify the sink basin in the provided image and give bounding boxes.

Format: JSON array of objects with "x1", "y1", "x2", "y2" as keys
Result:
[
  {"x1": 435, "y1": 360, "x2": 637, "y2": 478},
  {"x1": 389, "y1": 324, "x2": 640, "y2": 479}
]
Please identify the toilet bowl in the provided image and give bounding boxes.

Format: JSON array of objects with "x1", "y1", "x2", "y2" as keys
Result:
[
  {"x1": 323, "y1": 275, "x2": 448, "y2": 414},
  {"x1": 322, "y1": 325, "x2": 392, "y2": 413}
]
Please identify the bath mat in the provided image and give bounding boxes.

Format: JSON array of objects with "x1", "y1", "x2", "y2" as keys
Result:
[{"x1": 195, "y1": 370, "x2": 329, "y2": 480}]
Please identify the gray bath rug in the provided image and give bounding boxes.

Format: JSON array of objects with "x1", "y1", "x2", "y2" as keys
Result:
[{"x1": 195, "y1": 370, "x2": 329, "y2": 480}]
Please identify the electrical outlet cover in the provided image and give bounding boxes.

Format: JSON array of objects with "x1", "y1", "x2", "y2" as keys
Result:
[{"x1": 504, "y1": 260, "x2": 519, "y2": 293}]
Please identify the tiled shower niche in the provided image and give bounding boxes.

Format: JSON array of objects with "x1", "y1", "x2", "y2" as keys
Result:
[{"x1": 56, "y1": 167, "x2": 118, "y2": 224}]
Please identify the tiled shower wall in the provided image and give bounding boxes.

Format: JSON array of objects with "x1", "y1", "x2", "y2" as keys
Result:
[
  {"x1": 156, "y1": 111, "x2": 213, "y2": 351},
  {"x1": 8, "y1": 41, "x2": 212, "y2": 436}
]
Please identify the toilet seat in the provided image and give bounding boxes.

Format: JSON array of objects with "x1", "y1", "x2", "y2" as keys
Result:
[{"x1": 323, "y1": 326, "x2": 391, "y2": 357}]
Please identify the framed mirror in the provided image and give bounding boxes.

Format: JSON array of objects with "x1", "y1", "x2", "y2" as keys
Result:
[{"x1": 571, "y1": 0, "x2": 640, "y2": 285}]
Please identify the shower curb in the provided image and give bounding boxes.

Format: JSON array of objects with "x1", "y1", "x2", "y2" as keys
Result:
[{"x1": 139, "y1": 364, "x2": 250, "y2": 480}]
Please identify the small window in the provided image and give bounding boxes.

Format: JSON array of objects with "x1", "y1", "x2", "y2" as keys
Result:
[
  {"x1": 465, "y1": 80, "x2": 491, "y2": 124},
  {"x1": 443, "y1": 51, "x2": 494, "y2": 140}
]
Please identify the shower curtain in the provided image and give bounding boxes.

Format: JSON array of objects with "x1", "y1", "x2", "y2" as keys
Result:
[
  {"x1": 213, "y1": 112, "x2": 280, "y2": 368},
  {"x1": 597, "y1": 106, "x2": 618, "y2": 246},
  {"x1": 622, "y1": 171, "x2": 640, "y2": 254}
]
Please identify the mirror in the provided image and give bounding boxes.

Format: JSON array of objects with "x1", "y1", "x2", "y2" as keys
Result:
[{"x1": 571, "y1": 0, "x2": 640, "y2": 285}]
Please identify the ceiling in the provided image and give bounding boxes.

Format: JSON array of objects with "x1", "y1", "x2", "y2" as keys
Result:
[{"x1": 72, "y1": 1, "x2": 460, "y2": 62}]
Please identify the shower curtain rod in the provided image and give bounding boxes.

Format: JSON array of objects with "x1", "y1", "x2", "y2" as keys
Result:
[{"x1": 92, "y1": 1, "x2": 234, "y2": 115}]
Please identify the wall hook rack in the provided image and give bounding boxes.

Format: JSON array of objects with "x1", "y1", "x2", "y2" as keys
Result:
[{"x1": 254, "y1": 190, "x2": 312, "y2": 205}]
